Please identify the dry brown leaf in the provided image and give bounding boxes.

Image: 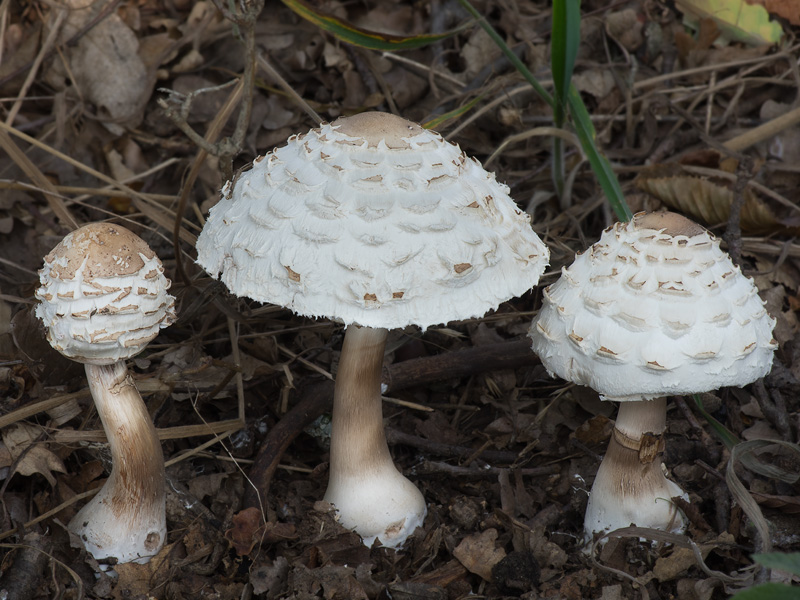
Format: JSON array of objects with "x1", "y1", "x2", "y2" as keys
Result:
[
  {"x1": 750, "y1": 490, "x2": 800, "y2": 514},
  {"x1": 747, "y1": 0, "x2": 800, "y2": 26},
  {"x1": 573, "y1": 70, "x2": 616, "y2": 100},
  {"x1": 225, "y1": 507, "x2": 298, "y2": 556},
  {"x1": 250, "y1": 556, "x2": 290, "y2": 596},
  {"x1": 43, "y1": 4, "x2": 154, "y2": 130},
  {"x1": 605, "y1": 9, "x2": 644, "y2": 51},
  {"x1": 291, "y1": 564, "x2": 369, "y2": 600},
  {"x1": 635, "y1": 163, "x2": 800, "y2": 235},
  {"x1": 112, "y1": 543, "x2": 173, "y2": 599},
  {"x1": 573, "y1": 415, "x2": 614, "y2": 446},
  {"x1": 453, "y1": 528, "x2": 507, "y2": 581},
  {"x1": 652, "y1": 533, "x2": 734, "y2": 582},
  {"x1": 2, "y1": 423, "x2": 66, "y2": 486}
]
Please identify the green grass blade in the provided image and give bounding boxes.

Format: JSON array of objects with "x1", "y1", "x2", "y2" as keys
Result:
[
  {"x1": 551, "y1": 0, "x2": 581, "y2": 128},
  {"x1": 567, "y1": 85, "x2": 632, "y2": 221},
  {"x1": 550, "y1": 0, "x2": 580, "y2": 204},
  {"x1": 732, "y1": 583, "x2": 800, "y2": 600},
  {"x1": 753, "y1": 553, "x2": 800, "y2": 577},
  {"x1": 692, "y1": 393, "x2": 740, "y2": 449},
  {"x1": 422, "y1": 96, "x2": 484, "y2": 130},
  {"x1": 282, "y1": 0, "x2": 466, "y2": 50}
]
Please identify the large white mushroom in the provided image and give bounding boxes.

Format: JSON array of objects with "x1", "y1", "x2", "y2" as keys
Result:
[
  {"x1": 529, "y1": 211, "x2": 777, "y2": 543},
  {"x1": 35, "y1": 223, "x2": 176, "y2": 564},
  {"x1": 197, "y1": 111, "x2": 550, "y2": 547}
]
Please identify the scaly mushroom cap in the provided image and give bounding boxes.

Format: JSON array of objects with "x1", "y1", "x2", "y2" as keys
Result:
[
  {"x1": 196, "y1": 111, "x2": 549, "y2": 329},
  {"x1": 529, "y1": 212, "x2": 777, "y2": 400},
  {"x1": 35, "y1": 223, "x2": 176, "y2": 364}
]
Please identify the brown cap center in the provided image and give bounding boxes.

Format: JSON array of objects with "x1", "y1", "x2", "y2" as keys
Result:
[
  {"x1": 45, "y1": 223, "x2": 156, "y2": 282},
  {"x1": 633, "y1": 211, "x2": 706, "y2": 237},
  {"x1": 331, "y1": 112, "x2": 425, "y2": 149}
]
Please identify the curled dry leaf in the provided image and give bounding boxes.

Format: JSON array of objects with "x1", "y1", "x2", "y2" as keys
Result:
[
  {"x1": 750, "y1": 490, "x2": 800, "y2": 514},
  {"x1": 225, "y1": 507, "x2": 297, "y2": 556},
  {"x1": 635, "y1": 163, "x2": 800, "y2": 235},
  {"x1": 113, "y1": 543, "x2": 173, "y2": 596},
  {"x1": 749, "y1": 0, "x2": 800, "y2": 26},
  {"x1": 43, "y1": 3, "x2": 154, "y2": 130},
  {"x1": 452, "y1": 528, "x2": 507, "y2": 582},
  {"x1": 2, "y1": 423, "x2": 66, "y2": 487}
]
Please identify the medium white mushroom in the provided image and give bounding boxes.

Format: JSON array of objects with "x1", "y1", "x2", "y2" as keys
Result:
[
  {"x1": 197, "y1": 111, "x2": 550, "y2": 547},
  {"x1": 529, "y1": 211, "x2": 777, "y2": 543},
  {"x1": 35, "y1": 223, "x2": 176, "y2": 564}
]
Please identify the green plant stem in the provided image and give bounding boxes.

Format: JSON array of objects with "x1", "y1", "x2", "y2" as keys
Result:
[{"x1": 552, "y1": 137, "x2": 565, "y2": 205}]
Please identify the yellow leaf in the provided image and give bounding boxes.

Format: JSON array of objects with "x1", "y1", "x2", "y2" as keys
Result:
[{"x1": 675, "y1": 0, "x2": 783, "y2": 46}]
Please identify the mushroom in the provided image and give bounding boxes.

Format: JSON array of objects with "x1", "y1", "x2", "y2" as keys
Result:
[
  {"x1": 197, "y1": 111, "x2": 550, "y2": 547},
  {"x1": 35, "y1": 223, "x2": 176, "y2": 564},
  {"x1": 529, "y1": 211, "x2": 777, "y2": 543}
]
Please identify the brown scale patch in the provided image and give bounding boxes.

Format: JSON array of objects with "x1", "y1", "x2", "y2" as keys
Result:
[
  {"x1": 638, "y1": 432, "x2": 666, "y2": 463},
  {"x1": 627, "y1": 277, "x2": 645, "y2": 289},
  {"x1": 98, "y1": 304, "x2": 138, "y2": 315},
  {"x1": 466, "y1": 201, "x2": 479, "y2": 208},
  {"x1": 613, "y1": 428, "x2": 665, "y2": 464},
  {"x1": 392, "y1": 291, "x2": 404, "y2": 299},
  {"x1": 454, "y1": 263, "x2": 472, "y2": 274},
  {"x1": 427, "y1": 174, "x2": 451, "y2": 186},
  {"x1": 364, "y1": 293, "x2": 378, "y2": 302},
  {"x1": 285, "y1": 266, "x2": 301, "y2": 282}
]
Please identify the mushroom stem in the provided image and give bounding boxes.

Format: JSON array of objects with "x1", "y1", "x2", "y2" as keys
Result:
[
  {"x1": 324, "y1": 325, "x2": 426, "y2": 548},
  {"x1": 583, "y1": 397, "x2": 687, "y2": 544},
  {"x1": 69, "y1": 361, "x2": 166, "y2": 564}
]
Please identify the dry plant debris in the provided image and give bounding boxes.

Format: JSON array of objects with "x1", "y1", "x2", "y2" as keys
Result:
[{"x1": 0, "y1": 0, "x2": 799, "y2": 598}]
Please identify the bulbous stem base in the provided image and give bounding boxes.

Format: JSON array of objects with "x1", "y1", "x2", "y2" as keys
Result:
[
  {"x1": 584, "y1": 397, "x2": 687, "y2": 545},
  {"x1": 324, "y1": 326, "x2": 426, "y2": 548},
  {"x1": 69, "y1": 362, "x2": 166, "y2": 564}
]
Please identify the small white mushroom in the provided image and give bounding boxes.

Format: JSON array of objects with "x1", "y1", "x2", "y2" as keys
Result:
[
  {"x1": 35, "y1": 223, "x2": 176, "y2": 564},
  {"x1": 529, "y1": 211, "x2": 777, "y2": 544},
  {"x1": 197, "y1": 111, "x2": 550, "y2": 548}
]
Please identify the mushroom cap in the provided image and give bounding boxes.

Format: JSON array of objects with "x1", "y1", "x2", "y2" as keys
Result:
[
  {"x1": 529, "y1": 212, "x2": 777, "y2": 400},
  {"x1": 196, "y1": 111, "x2": 549, "y2": 329},
  {"x1": 35, "y1": 223, "x2": 177, "y2": 365}
]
